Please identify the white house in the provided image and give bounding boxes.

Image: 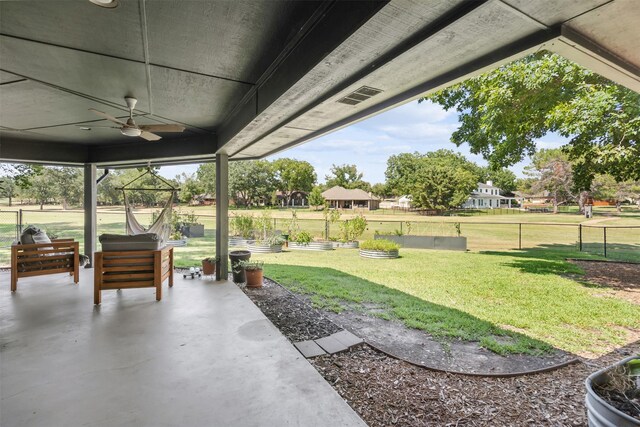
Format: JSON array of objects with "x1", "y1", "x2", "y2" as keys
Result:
[
  {"x1": 463, "y1": 181, "x2": 507, "y2": 209},
  {"x1": 398, "y1": 195, "x2": 412, "y2": 208}
]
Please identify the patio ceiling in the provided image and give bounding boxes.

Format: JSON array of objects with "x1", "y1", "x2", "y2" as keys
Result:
[{"x1": 1, "y1": 0, "x2": 639, "y2": 167}]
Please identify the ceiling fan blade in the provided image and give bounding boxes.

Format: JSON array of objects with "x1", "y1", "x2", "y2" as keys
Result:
[
  {"x1": 138, "y1": 124, "x2": 185, "y2": 133},
  {"x1": 74, "y1": 125, "x2": 120, "y2": 129},
  {"x1": 88, "y1": 108, "x2": 127, "y2": 126},
  {"x1": 140, "y1": 131, "x2": 162, "y2": 141}
]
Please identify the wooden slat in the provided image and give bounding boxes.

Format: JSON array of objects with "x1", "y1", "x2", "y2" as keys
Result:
[
  {"x1": 102, "y1": 257, "x2": 154, "y2": 265},
  {"x1": 15, "y1": 242, "x2": 76, "y2": 250},
  {"x1": 103, "y1": 265, "x2": 153, "y2": 273},
  {"x1": 104, "y1": 272, "x2": 154, "y2": 280},
  {"x1": 18, "y1": 267, "x2": 72, "y2": 278},
  {"x1": 99, "y1": 250, "x2": 155, "y2": 257},
  {"x1": 17, "y1": 254, "x2": 73, "y2": 263},
  {"x1": 17, "y1": 248, "x2": 74, "y2": 256},
  {"x1": 20, "y1": 261, "x2": 71, "y2": 272},
  {"x1": 100, "y1": 281, "x2": 155, "y2": 289}
]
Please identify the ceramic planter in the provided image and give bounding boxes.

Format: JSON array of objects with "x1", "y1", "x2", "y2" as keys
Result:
[
  {"x1": 245, "y1": 269, "x2": 264, "y2": 288},
  {"x1": 359, "y1": 249, "x2": 399, "y2": 259},
  {"x1": 247, "y1": 242, "x2": 283, "y2": 253},
  {"x1": 585, "y1": 355, "x2": 640, "y2": 427},
  {"x1": 201, "y1": 259, "x2": 216, "y2": 275},
  {"x1": 288, "y1": 241, "x2": 334, "y2": 251},
  {"x1": 229, "y1": 250, "x2": 251, "y2": 283}
]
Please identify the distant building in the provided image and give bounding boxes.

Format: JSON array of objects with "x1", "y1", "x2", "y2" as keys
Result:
[
  {"x1": 275, "y1": 191, "x2": 308, "y2": 207},
  {"x1": 322, "y1": 186, "x2": 380, "y2": 210},
  {"x1": 462, "y1": 181, "x2": 507, "y2": 209}
]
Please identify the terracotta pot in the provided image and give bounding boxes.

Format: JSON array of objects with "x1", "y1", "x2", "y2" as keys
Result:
[
  {"x1": 201, "y1": 259, "x2": 216, "y2": 275},
  {"x1": 245, "y1": 269, "x2": 263, "y2": 288}
]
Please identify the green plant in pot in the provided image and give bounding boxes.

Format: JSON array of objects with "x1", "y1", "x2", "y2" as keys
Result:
[
  {"x1": 237, "y1": 260, "x2": 264, "y2": 288},
  {"x1": 293, "y1": 231, "x2": 312, "y2": 245},
  {"x1": 201, "y1": 256, "x2": 218, "y2": 275}
]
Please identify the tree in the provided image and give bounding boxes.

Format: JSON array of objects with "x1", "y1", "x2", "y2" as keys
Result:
[
  {"x1": 370, "y1": 183, "x2": 389, "y2": 198},
  {"x1": 0, "y1": 177, "x2": 17, "y2": 206},
  {"x1": 272, "y1": 158, "x2": 316, "y2": 206},
  {"x1": 229, "y1": 160, "x2": 275, "y2": 207},
  {"x1": 50, "y1": 167, "x2": 83, "y2": 209},
  {"x1": 196, "y1": 163, "x2": 216, "y2": 196},
  {"x1": 177, "y1": 173, "x2": 203, "y2": 204},
  {"x1": 387, "y1": 150, "x2": 479, "y2": 210},
  {"x1": 385, "y1": 152, "x2": 426, "y2": 196},
  {"x1": 0, "y1": 164, "x2": 43, "y2": 189},
  {"x1": 98, "y1": 171, "x2": 123, "y2": 206},
  {"x1": 307, "y1": 186, "x2": 325, "y2": 210},
  {"x1": 477, "y1": 167, "x2": 517, "y2": 195},
  {"x1": 591, "y1": 174, "x2": 640, "y2": 212},
  {"x1": 325, "y1": 164, "x2": 371, "y2": 191},
  {"x1": 27, "y1": 169, "x2": 58, "y2": 210},
  {"x1": 425, "y1": 51, "x2": 640, "y2": 189},
  {"x1": 525, "y1": 149, "x2": 574, "y2": 214}
]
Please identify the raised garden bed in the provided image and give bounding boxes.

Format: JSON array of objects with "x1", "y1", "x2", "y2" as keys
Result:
[
  {"x1": 359, "y1": 248, "x2": 399, "y2": 259},
  {"x1": 180, "y1": 223, "x2": 204, "y2": 238},
  {"x1": 247, "y1": 242, "x2": 283, "y2": 254},
  {"x1": 375, "y1": 234, "x2": 467, "y2": 251},
  {"x1": 229, "y1": 237, "x2": 251, "y2": 247},
  {"x1": 289, "y1": 241, "x2": 334, "y2": 251},
  {"x1": 332, "y1": 241, "x2": 359, "y2": 249}
]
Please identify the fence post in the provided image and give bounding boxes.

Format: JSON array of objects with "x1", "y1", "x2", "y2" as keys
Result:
[
  {"x1": 400, "y1": 221, "x2": 403, "y2": 234},
  {"x1": 578, "y1": 224, "x2": 582, "y2": 252},
  {"x1": 603, "y1": 227, "x2": 607, "y2": 258},
  {"x1": 325, "y1": 219, "x2": 329, "y2": 240},
  {"x1": 518, "y1": 223, "x2": 522, "y2": 250},
  {"x1": 18, "y1": 209, "x2": 23, "y2": 234}
]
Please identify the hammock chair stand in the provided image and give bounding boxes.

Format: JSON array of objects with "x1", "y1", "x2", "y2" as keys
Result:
[{"x1": 94, "y1": 167, "x2": 178, "y2": 304}]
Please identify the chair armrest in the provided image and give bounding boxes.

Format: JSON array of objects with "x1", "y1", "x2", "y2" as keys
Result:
[{"x1": 52, "y1": 238, "x2": 75, "y2": 243}]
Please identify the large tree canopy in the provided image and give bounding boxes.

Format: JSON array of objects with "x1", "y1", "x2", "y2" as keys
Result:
[
  {"x1": 386, "y1": 150, "x2": 478, "y2": 210},
  {"x1": 272, "y1": 158, "x2": 316, "y2": 206},
  {"x1": 424, "y1": 51, "x2": 640, "y2": 189},
  {"x1": 325, "y1": 164, "x2": 371, "y2": 191}
]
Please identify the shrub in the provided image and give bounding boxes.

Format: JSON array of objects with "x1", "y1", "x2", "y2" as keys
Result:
[
  {"x1": 230, "y1": 214, "x2": 254, "y2": 239},
  {"x1": 339, "y1": 214, "x2": 368, "y2": 242},
  {"x1": 360, "y1": 239, "x2": 400, "y2": 252},
  {"x1": 293, "y1": 231, "x2": 312, "y2": 244}
]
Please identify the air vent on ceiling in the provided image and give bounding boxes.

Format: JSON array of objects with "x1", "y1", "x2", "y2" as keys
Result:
[{"x1": 337, "y1": 86, "x2": 383, "y2": 105}]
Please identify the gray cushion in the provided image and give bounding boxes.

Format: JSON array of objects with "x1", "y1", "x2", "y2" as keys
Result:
[
  {"x1": 20, "y1": 225, "x2": 50, "y2": 245},
  {"x1": 99, "y1": 233, "x2": 162, "y2": 252}
]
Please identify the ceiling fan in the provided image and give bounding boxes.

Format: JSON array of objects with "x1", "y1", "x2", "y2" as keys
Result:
[{"x1": 84, "y1": 97, "x2": 185, "y2": 141}]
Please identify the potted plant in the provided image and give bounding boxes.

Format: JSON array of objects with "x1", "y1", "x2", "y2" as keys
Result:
[
  {"x1": 237, "y1": 260, "x2": 264, "y2": 288},
  {"x1": 586, "y1": 355, "x2": 640, "y2": 426},
  {"x1": 201, "y1": 256, "x2": 218, "y2": 275},
  {"x1": 359, "y1": 238, "x2": 400, "y2": 259},
  {"x1": 229, "y1": 250, "x2": 252, "y2": 283},
  {"x1": 229, "y1": 214, "x2": 255, "y2": 247}
]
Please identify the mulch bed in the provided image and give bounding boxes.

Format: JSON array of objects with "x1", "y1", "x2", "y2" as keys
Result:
[{"x1": 239, "y1": 268, "x2": 640, "y2": 427}]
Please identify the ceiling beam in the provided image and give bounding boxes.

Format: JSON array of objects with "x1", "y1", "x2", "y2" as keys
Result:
[
  {"x1": 0, "y1": 138, "x2": 89, "y2": 165},
  {"x1": 88, "y1": 134, "x2": 217, "y2": 166},
  {"x1": 216, "y1": 0, "x2": 388, "y2": 153}
]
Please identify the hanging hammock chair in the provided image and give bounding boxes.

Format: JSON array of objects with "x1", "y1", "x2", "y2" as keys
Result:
[{"x1": 118, "y1": 167, "x2": 178, "y2": 247}]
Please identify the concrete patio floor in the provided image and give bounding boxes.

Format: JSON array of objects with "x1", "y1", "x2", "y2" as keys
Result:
[{"x1": 0, "y1": 269, "x2": 366, "y2": 427}]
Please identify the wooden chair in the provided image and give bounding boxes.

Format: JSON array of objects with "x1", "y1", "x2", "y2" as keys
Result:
[
  {"x1": 11, "y1": 239, "x2": 80, "y2": 292},
  {"x1": 93, "y1": 246, "x2": 173, "y2": 304}
]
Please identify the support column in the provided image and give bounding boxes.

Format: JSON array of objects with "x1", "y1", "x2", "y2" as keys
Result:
[
  {"x1": 215, "y1": 153, "x2": 229, "y2": 281},
  {"x1": 84, "y1": 163, "x2": 97, "y2": 268}
]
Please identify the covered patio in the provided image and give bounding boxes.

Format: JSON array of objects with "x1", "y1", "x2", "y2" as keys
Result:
[
  {"x1": 1, "y1": 1, "x2": 639, "y2": 425},
  {"x1": 0, "y1": 269, "x2": 365, "y2": 426}
]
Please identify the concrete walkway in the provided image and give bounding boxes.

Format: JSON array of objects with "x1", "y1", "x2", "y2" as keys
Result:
[{"x1": 1, "y1": 270, "x2": 366, "y2": 427}]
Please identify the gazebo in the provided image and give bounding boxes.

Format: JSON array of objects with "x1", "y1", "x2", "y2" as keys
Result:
[{"x1": 1, "y1": 1, "x2": 639, "y2": 425}]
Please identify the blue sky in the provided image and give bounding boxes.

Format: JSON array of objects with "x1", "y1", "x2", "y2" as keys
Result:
[{"x1": 160, "y1": 100, "x2": 567, "y2": 184}]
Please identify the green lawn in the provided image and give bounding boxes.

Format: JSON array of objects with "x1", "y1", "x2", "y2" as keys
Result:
[{"x1": 247, "y1": 248, "x2": 639, "y2": 357}]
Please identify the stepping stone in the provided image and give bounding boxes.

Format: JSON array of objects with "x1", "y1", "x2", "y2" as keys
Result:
[
  {"x1": 331, "y1": 330, "x2": 363, "y2": 348},
  {"x1": 315, "y1": 335, "x2": 349, "y2": 354},
  {"x1": 294, "y1": 340, "x2": 327, "y2": 358}
]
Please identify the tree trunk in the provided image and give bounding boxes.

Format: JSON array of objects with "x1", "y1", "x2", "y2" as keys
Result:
[
  {"x1": 8, "y1": 196, "x2": 11, "y2": 207},
  {"x1": 616, "y1": 201, "x2": 621, "y2": 212},
  {"x1": 553, "y1": 193, "x2": 558, "y2": 214},
  {"x1": 578, "y1": 191, "x2": 588, "y2": 214},
  {"x1": 40, "y1": 201, "x2": 44, "y2": 210}
]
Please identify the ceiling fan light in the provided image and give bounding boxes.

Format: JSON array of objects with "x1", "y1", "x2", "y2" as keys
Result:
[
  {"x1": 89, "y1": 0, "x2": 119, "y2": 9},
  {"x1": 121, "y1": 127, "x2": 142, "y2": 137}
]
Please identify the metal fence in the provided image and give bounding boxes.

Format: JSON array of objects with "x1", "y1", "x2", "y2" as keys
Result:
[{"x1": 1, "y1": 209, "x2": 638, "y2": 266}]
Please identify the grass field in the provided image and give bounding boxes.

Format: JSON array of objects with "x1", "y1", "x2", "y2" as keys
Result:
[
  {"x1": 1, "y1": 204, "x2": 638, "y2": 357},
  {"x1": 249, "y1": 247, "x2": 639, "y2": 357}
]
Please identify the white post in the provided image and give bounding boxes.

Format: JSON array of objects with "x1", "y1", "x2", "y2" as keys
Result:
[
  {"x1": 215, "y1": 153, "x2": 229, "y2": 281},
  {"x1": 84, "y1": 164, "x2": 97, "y2": 268}
]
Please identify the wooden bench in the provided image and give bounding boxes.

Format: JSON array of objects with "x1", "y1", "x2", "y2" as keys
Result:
[
  {"x1": 94, "y1": 246, "x2": 173, "y2": 304},
  {"x1": 11, "y1": 239, "x2": 80, "y2": 292}
]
